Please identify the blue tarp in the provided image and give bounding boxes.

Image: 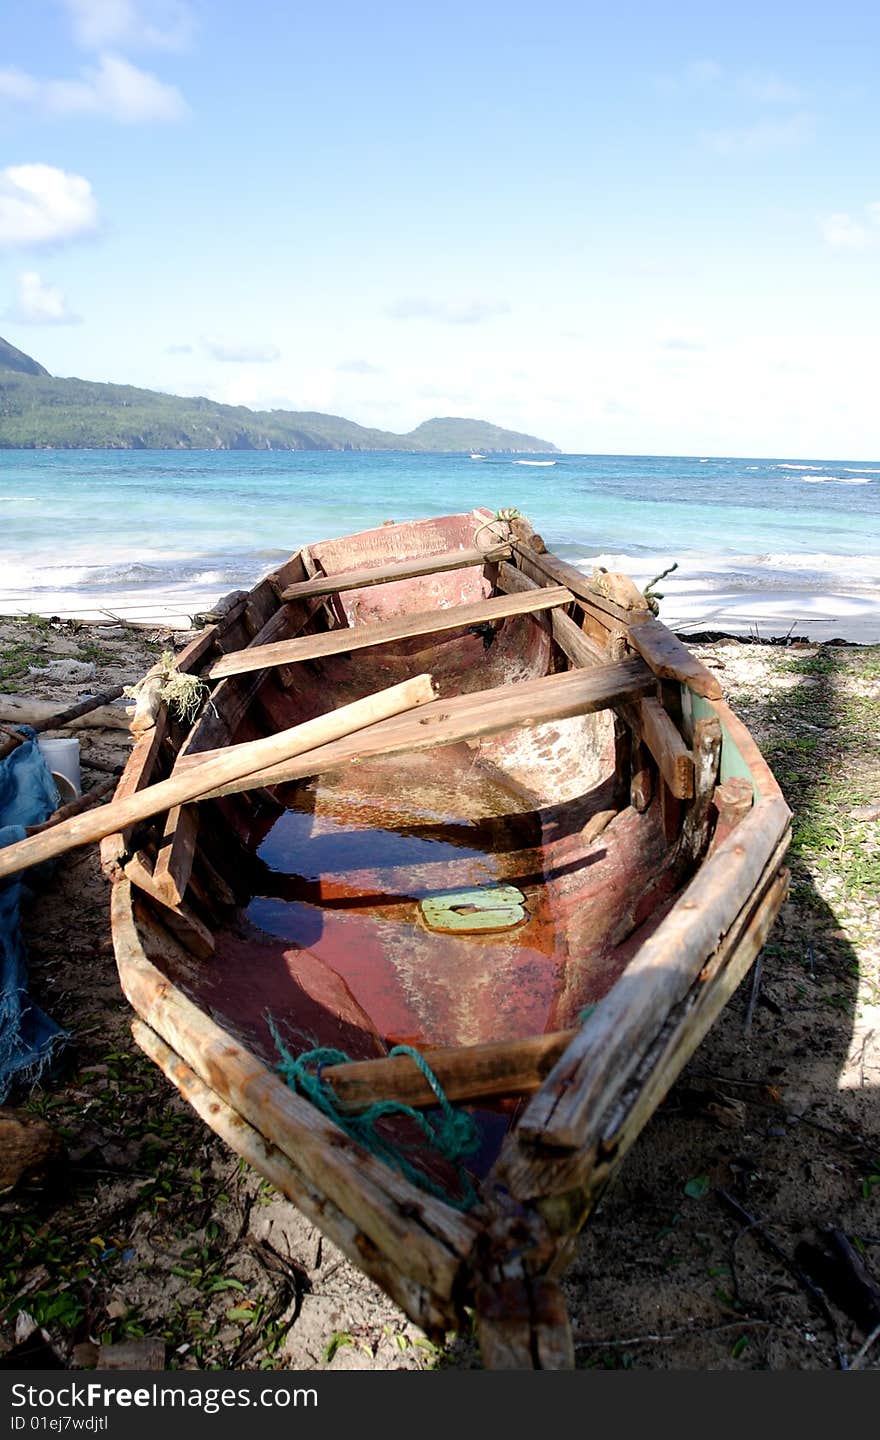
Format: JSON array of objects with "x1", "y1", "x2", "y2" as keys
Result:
[{"x1": 0, "y1": 729, "x2": 66, "y2": 1101}]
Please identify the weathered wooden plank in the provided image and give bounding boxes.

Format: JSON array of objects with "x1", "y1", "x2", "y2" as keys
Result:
[
  {"x1": 510, "y1": 544, "x2": 650, "y2": 626},
  {"x1": 550, "y1": 607, "x2": 608, "y2": 666},
  {"x1": 131, "y1": 1021, "x2": 459, "y2": 1336},
  {"x1": 175, "y1": 657, "x2": 657, "y2": 799},
  {"x1": 626, "y1": 616, "x2": 723, "y2": 700},
  {"x1": 99, "y1": 711, "x2": 169, "y2": 876},
  {"x1": 207, "y1": 585, "x2": 574, "y2": 680},
  {"x1": 710, "y1": 776, "x2": 754, "y2": 854},
  {"x1": 509, "y1": 794, "x2": 791, "y2": 1153},
  {"x1": 475, "y1": 1277, "x2": 574, "y2": 1370},
  {"x1": 637, "y1": 697, "x2": 693, "y2": 799},
  {"x1": 179, "y1": 598, "x2": 325, "y2": 757},
  {"x1": 677, "y1": 715, "x2": 722, "y2": 867},
  {"x1": 152, "y1": 804, "x2": 199, "y2": 907},
  {"x1": 618, "y1": 696, "x2": 694, "y2": 801},
  {"x1": 324, "y1": 1030, "x2": 577, "y2": 1113},
  {"x1": 279, "y1": 544, "x2": 509, "y2": 602}
]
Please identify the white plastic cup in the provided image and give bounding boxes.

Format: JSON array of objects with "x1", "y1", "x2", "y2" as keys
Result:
[{"x1": 37, "y1": 736, "x2": 82, "y2": 802}]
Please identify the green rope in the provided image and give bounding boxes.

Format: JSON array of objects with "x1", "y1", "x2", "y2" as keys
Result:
[{"x1": 268, "y1": 1021, "x2": 480, "y2": 1211}]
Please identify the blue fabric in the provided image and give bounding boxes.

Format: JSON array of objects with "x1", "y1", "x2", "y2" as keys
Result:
[{"x1": 0, "y1": 729, "x2": 66, "y2": 1101}]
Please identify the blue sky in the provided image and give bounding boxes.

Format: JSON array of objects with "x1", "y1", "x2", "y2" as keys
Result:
[{"x1": 1, "y1": 0, "x2": 879, "y2": 456}]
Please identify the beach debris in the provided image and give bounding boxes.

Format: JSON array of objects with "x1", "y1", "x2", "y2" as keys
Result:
[
  {"x1": 196, "y1": 589, "x2": 249, "y2": 624},
  {"x1": 795, "y1": 1228, "x2": 880, "y2": 1335},
  {"x1": 0, "y1": 1313, "x2": 64, "y2": 1370},
  {"x1": 0, "y1": 1109, "x2": 65, "y2": 1192},
  {"x1": 95, "y1": 1337, "x2": 166, "y2": 1370},
  {"x1": 0, "y1": 690, "x2": 130, "y2": 736},
  {"x1": 27, "y1": 659, "x2": 97, "y2": 684}
]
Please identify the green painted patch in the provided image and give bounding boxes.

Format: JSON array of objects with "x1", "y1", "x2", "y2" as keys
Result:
[{"x1": 420, "y1": 885, "x2": 527, "y2": 933}]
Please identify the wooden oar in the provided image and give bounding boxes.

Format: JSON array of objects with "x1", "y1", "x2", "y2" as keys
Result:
[{"x1": 0, "y1": 673, "x2": 437, "y2": 882}]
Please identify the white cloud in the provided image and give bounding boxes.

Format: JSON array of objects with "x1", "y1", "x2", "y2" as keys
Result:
[
  {"x1": 6, "y1": 269, "x2": 80, "y2": 323},
  {"x1": 203, "y1": 338, "x2": 281, "y2": 364},
  {"x1": 661, "y1": 334, "x2": 706, "y2": 352},
  {"x1": 61, "y1": 0, "x2": 195, "y2": 52},
  {"x1": 687, "y1": 59, "x2": 723, "y2": 88},
  {"x1": 820, "y1": 212, "x2": 870, "y2": 252},
  {"x1": 819, "y1": 203, "x2": 880, "y2": 253},
  {"x1": 386, "y1": 297, "x2": 510, "y2": 325},
  {"x1": 0, "y1": 164, "x2": 99, "y2": 248},
  {"x1": 740, "y1": 70, "x2": 802, "y2": 105},
  {"x1": 0, "y1": 53, "x2": 186, "y2": 123},
  {"x1": 336, "y1": 358, "x2": 384, "y2": 375},
  {"x1": 165, "y1": 342, "x2": 193, "y2": 354},
  {"x1": 701, "y1": 112, "x2": 812, "y2": 155}
]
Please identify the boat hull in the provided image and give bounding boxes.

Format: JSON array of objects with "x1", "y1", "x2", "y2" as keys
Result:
[{"x1": 104, "y1": 508, "x2": 790, "y2": 1367}]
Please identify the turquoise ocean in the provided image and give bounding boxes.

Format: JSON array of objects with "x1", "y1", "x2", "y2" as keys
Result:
[{"x1": 0, "y1": 450, "x2": 878, "y2": 637}]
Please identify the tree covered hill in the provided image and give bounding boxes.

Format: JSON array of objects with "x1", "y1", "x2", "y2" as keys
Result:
[{"x1": 0, "y1": 338, "x2": 558, "y2": 453}]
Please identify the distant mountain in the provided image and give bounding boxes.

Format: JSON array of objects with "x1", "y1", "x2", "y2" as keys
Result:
[
  {"x1": 0, "y1": 337, "x2": 558, "y2": 453},
  {"x1": 0, "y1": 335, "x2": 50, "y2": 377}
]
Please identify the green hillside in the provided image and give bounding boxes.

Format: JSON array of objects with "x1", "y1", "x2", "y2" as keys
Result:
[{"x1": 0, "y1": 338, "x2": 558, "y2": 453}]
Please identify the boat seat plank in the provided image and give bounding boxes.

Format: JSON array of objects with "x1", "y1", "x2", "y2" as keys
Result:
[
  {"x1": 278, "y1": 544, "x2": 510, "y2": 602},
  {"x1": 176, "y1": 656, "x2": 657, "y2": 798},
  {"x1": 206, "y1": 585, "x2": 574, "y2": 679}
]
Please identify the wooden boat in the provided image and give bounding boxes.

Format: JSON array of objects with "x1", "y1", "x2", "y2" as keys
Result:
[{"x1": 96, "y1": 508, "x2": 790, "y2": 1367}]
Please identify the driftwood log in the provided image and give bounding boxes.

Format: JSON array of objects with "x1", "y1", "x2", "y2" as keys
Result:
[{"x1": 0, "y1": 1109, "x2": 64, "y2": 1192}]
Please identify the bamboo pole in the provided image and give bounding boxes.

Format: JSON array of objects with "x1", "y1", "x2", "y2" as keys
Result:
[{"x1": 0, "y1": 673, "x2": 437, "y2": 881}]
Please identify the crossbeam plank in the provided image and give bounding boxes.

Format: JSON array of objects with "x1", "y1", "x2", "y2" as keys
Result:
[
  {"x1": 174, "y1": 656, "x2": 657, "y2": 798},
  {"x1": 323, "y1": 1030, "x2": 577, "y2": 1113},
  {"x1": 207, "y1": 585, "x2": 574, "y2": 680},
  {"x1": 278, "y1": 544, "x2": 509, "y2": 602}
]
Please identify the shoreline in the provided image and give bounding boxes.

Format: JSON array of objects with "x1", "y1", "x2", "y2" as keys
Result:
[{"x1": 1, "y1": 578, "x2": 878, "y2": 644}]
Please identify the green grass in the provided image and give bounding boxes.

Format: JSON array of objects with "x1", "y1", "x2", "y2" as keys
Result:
[{"x1": 0, "y1": 641, "x2": 47, "y2": 687}]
